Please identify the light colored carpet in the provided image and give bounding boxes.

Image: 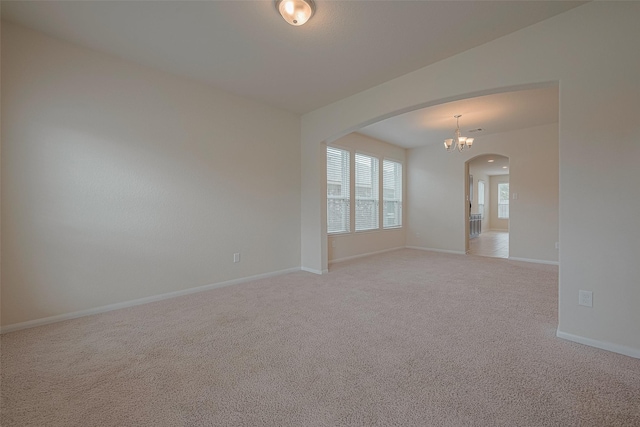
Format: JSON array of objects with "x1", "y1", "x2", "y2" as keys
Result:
[{"x1": 1, "y1": 249, "x2": 639, "y2": 426}]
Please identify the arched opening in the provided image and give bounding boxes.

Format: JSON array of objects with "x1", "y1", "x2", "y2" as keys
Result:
[
  {"x1": 317, "y1": 83, "x2": 558, "y2": 270},
  {"x1": 466, "y1": 154, "x2": 510, "y2": 258}
]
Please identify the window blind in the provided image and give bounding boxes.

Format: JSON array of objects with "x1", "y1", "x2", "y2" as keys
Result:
[
  {"x1": 383, "y1": 160, "x2": 402, "y2": 228},
  {"x1": 327, "y1": 147, "x2": 350, "y2": 233},
  {"x1": 355, "y1": 153, "x2": 379, "y2": 231},
  {"x1": 498, "y1": 182, "x2": 509, "y2": 219}
]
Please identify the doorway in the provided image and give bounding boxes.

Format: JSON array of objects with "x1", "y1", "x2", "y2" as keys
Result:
[{"x1": 466, "y1": 154, "x2": 510, "y2": 258}]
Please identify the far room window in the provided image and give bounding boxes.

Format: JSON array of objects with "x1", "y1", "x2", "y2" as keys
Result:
[
  {"x1": 327, "y1": 146, "x2": 350, "y2": 233},
  {"x1": 355, "y1": 153, "x2": 379, "y2": 231},
  {"x1": 477, "y1": 180, "x2": 485, "y2": 219},
  {"x1": 383, "y1": 159, "x2": 403, "y2": 228},
  {"x1": 498, "y1": 182, "x2": 509, "y2": 219}
]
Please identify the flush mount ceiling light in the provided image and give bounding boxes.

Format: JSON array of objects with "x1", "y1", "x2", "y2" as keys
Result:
[
  {"x1": 276, "y1": 0, "x2": 315, "y2": 26},
  {"x1": 444, "y1": 115, "x2": 474, "y2": 152}
]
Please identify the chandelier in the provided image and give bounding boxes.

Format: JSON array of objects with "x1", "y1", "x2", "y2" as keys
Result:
[{"x1": 444, "y1": 115, "x2": 474, "y2": 152}]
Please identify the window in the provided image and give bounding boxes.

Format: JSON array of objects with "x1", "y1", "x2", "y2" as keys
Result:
[
  {"x1": 477, "y1": 180, "x2": 485, "y2": 219},
  {"x1": 355, "y1": 153, "x2": 379, "y2": 231},
  {"x1": 327, "y1": 147, "x2": 404, "y2": 234},
  {"x1": 383, "y1": 160, "x2": 403, "y2": 228},
  {"x1": 498, "y1": 182, "x2": 509, "y2": 219},
  {"x1": 327, "y1": 147, "x2": 350, "y2": 233}
]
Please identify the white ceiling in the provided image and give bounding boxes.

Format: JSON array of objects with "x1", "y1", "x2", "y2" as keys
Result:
[
  {"x1": 469, "y1": 154, "x2": 510, "y2": 176},
  {"x1": 1, "y1": 0, "x2": 584, "y2": 114},
  {"x1": 358, "y1": 85, "x2": 559, "y2": 149}
]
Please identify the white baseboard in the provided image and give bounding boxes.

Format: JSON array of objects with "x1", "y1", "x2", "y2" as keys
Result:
[
  {"x1": 300, "y1": 267, "x2": 328, "y2": 275},
  {"x1": 405, "y1": 246, "x2": 466, "y2": 255},
  {"x1": 0, "y1": 267, "x2": 301, "y2": 334},
  {"x1": 508, "y1": 257, "x2": 559, "y2": 266},
  {"x1": 556, "y1": 329, "x2": 640, "y2": 359},
  {"x1": 329, "y1": 246, "x2": 404, "y2": 265}
]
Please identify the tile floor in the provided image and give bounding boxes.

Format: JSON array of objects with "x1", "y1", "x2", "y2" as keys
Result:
[{"x1": 468, "y1": 230, "x2": 509, "y2": 258}]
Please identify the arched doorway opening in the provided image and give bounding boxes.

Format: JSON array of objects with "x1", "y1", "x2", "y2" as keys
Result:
[
  {"x1": 466, "y1": 154, "x2": 510, "y2": 258},
  {"x1": 305, "y1": 81, "x2": 558, "y2": 273}
]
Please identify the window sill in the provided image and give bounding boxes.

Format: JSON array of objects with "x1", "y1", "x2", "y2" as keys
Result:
[{"x1": 328, "y1": 231, "x2": 351, "y2": 236}]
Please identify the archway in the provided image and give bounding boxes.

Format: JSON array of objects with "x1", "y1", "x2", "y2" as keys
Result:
[
  {"x1": 305, "y1": 82, "x2": 557, "y2": 273},
  {"x1": 309, "y1": 82, "x2": 558, "y2": 273},
  {"x1": 466, "y1": 154, "x2": 510, "y2": 258}
]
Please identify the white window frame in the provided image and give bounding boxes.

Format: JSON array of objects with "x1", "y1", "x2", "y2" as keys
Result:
[
  {"x1": 326, "y1": 148, "x2": 404, "y2": 235},
  {"x1": 326, "y1": 146, "x2": 350, "y2": 234},
  {"x1": 498, "y1": 182, "x2": 509, "y2": 219},
  {"x1": 383, "y1": 158, "x2": 403, "y2": 229},
  {"x1": 354, "y1": 152, "x2": 380, "y2": 232}
]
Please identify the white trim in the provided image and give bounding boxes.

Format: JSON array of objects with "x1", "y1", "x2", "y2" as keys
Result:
[
  {"x1": 556, "y1": 329, "x2": 640, "y2": 359},
  {"x1": 0, "y1": 267, "x2": 300, "y2": 334},
  {"x1": 405, "y1": 246, "x2": 466, "y2": 255},
  {"x1": 329, "y1": 247, "x2": 404, "y2": 265},
  {"x1": 354, "y1": 148, "x2": 381, "y2": 161},
  {"x1": 382, "y1": 155, "x2": 404, "y2": 166},
  {"x1": 508, "y1": 257, "x2": 559, "y2": 266},
  {"x1": 301, "y1": 267, "x2": 328, "y2": 275}
]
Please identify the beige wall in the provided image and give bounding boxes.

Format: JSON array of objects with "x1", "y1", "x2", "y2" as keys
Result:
[
  {"x1": 1, "y1": 23, "x2": 301, "y2": 327},
  {"x1": 489, "y1": 175, "x2": 510, "y2": 231},
  {"x1": 0, "y1": 19, "x2": 3, "y2": 326},
  {"x1": 327, "y1": 133, "x2": 406, "y2": 263},
  {"x1": 301, "y1": 2, "x2": 640, "y2": 354}
]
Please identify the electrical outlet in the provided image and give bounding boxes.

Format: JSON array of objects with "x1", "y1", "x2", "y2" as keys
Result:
[
  {"x1": 578, "y1": 290, "x2": 593, "y2": 307},
  {"x1": 555, "y1": 242, "x2": 559, "y2": 249},
  {"x1": 331, "y1": 240, "x2": 336, "y2": 248},
  {"x1": 233, "y1": 253, "x2": 240, "y2": 263}
]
